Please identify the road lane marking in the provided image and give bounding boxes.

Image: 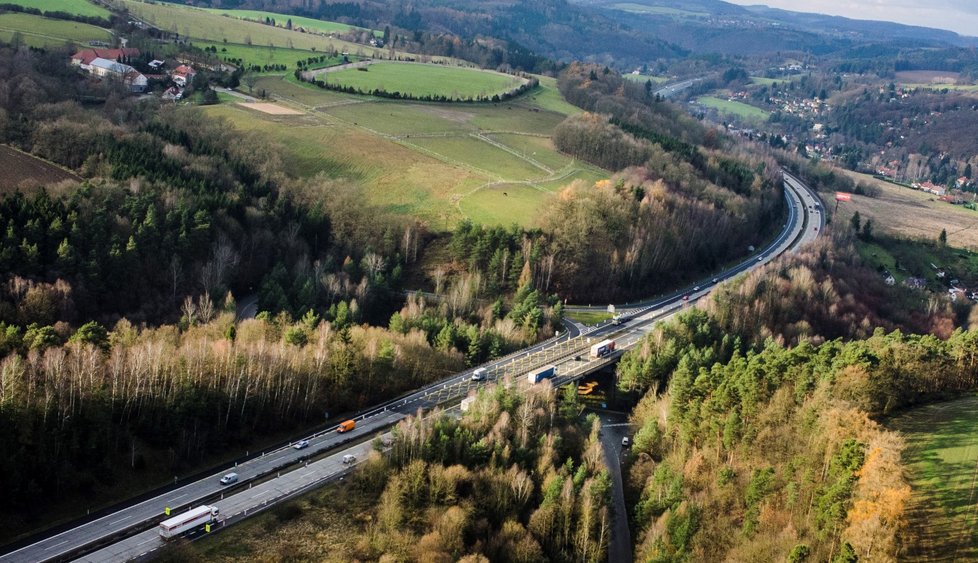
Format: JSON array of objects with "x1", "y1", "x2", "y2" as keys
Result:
[
  {"x1": 109, "y1": 515, "x2": 133, "y2": 525},
  {"x1": 44, "y1": 540, "x2": 70, "y2": 550},
  {"x1": 251, "y1": 490, "x2": 270, "y2": 498}
]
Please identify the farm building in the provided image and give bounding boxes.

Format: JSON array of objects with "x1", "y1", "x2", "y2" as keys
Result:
[
  {"x1": 71, "y1": 48, "x2": 140, "y2": 71},
  {"x1": 171, "y1": 64, "x2": 196, "y2": 87},
  {"x1": 88, "y1": 58, "x2": 148, "y2": 93}
]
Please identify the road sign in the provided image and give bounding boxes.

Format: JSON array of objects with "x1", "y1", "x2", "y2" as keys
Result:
[{"x1": 835, "y1": 192, "x2": 852, "y2": 201}]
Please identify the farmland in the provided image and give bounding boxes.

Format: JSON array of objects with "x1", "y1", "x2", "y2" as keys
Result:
[
  {"x1": 835, "y1": 171, "x2": 978, "y2": 249},
  {"x1": 320, "y1": 62, "x2": 527, "y2": 100},
  {"x1": 2, "y1": 0, "x2": 110, "y2": 19},
  {"x1": 0, "y1": 146, "x2": 80, "y2": 193},
  {"x1": 889, "y1": 395, "x2": 978, "y2": 561},
  {"x1": 120, "y1": 0, "x2": 369, "y2": 55},
  {"x1": 695, "y1": 96, "x2": 769, "y2": 121},
  {"x1": 192, "y1": 6, "x2": 379, "y2": 37},
  {"x1": 192, "y1": 41, "x2": 347, "y2": 72},
  {"x1": 0, "y1": 13, "x2": 112, "y2": 48},
  {"x1": 203, "y1": 74, "x2": 605, "y2": 228}
]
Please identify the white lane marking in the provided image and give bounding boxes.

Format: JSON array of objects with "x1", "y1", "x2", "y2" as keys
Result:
[
  {"x1": 44, "y1": 540, "x2": 70, "y2": 550},
  {"x1": 109, "y1": 515, "x2": 133, "y2": 526},
  {"x1": 252, "y1": 490, "x2": 270, "y2": 498},
  {"x1": 168, "y1": 493, "x2": 187, "y2": 502}
]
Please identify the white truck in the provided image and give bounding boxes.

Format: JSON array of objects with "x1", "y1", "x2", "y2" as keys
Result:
[
  {"x1": 589, "y1": 339, "x2": 616, "y2": 359},
  {"x1": 158, "y1": 505, "x2": 220, "y2": 539}
]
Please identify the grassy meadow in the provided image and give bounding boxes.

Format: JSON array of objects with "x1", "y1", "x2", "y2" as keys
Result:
[
  {"x1": 193, "y1": 41, "x2": 347, "y2": 72},
  {"x1": 191, "y1": 6, "x2": 380, "y2": 37},
  {"x1": 890, "y1": 396, "x2": 978, "y2": 561},
  {"x1": 204, "y1": 73, "x2": 605, "y2": 228},
  {"x1": 3, "y1": 0, "x2": 110, "y2": 18},
  {"x1": 696, "y1": 96, "x2": 770, "y2": 121},
  {"x1": 836, "y1": 171, "x2": 978, "y2": 248},
  {"x1": 323, "y1": 62, "x2": 526, "y2": 99},
  {"x1": 0, "y1": 13, "x2": 112, "y2": 48}
]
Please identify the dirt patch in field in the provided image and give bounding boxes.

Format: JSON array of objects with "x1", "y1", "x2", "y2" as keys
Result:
[
  {"x1": 238, "y1": 102, "x2": 305, "y2": 115},
  {"x1": 0, "y1": 145, "x2": 79, "y2": 193},
  {"x1": 896, "y1": 70, "x2": 962, "y2": 84}
]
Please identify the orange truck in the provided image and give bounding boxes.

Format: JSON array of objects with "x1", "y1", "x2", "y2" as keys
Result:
[{"x1": 337, "y1": 419, "x2": 356, "y2": 433}]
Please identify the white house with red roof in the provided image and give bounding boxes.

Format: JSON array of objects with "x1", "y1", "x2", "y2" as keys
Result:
[
  {"x1": 71, "y1": 48, "x2": 140, "y2": 70},
  {"x1": 171, "y1": 64, "x2": 196, "y2": 87}
]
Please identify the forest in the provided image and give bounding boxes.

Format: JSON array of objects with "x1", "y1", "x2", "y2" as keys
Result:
[{"x1": 615, "y1": 230, "x2": 978, "y2": 561}]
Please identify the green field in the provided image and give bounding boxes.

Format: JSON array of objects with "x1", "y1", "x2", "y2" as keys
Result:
[
  {"x1": 194, "y1": 41, "x2": 347, "y2": 72},
  {"x1": 624, "y1": 73, "x2": 669, "y2": 84},
  {"x1": 890, "y1": 396, "x2": 978, "y2": 561},
  {"x1": 3, "y1": 0, "x2": 110, "y2": 18},
  {"x1": 750, "y1": 76, "x2": 801, "y2": 86},
  {"x1": 902, "y1": 83, "x2": 978, "y2": 93},
  {"x1": 696, "y1": 96, "x2": 769, "y2": 121},
  {"x1": 564, "y1": 310, "x2": 614, "y2": 325},
  {"x1": 323, "y1": 62, "x2": 526, "y2": 99},
  {"x1": 0, "y1": 13, "x2": 112, "y2": 48},
  {"x1": 122, "y1": 0, "x2": 367, "y2": 54},
  {"x1": 191, "y1": 6, "x2": 380, "y2": 37},
  {"x1": 204, "y1": 73, "x2": 605, "y2": 228}
]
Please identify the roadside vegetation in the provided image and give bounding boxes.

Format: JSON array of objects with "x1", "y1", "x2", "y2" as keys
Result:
[{"x1": 186, "y1": 382, "x2": 611, "y2": 562}]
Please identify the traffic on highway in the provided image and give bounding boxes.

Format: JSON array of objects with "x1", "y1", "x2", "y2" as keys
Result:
[{"x1": 0, "y1": 171, "x2": 821, "y2": 563}]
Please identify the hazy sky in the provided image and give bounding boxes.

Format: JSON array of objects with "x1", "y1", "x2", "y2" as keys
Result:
[{"x1": 725, "y1": 0, "x2": 978, "y2": 36}]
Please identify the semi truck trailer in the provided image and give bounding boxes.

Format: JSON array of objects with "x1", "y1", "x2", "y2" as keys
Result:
[
  {"x1": 527, "y1": 365, "x2": 556, "y2": 384},
  {"x1": 159, "y1": 505, "x2": 219, "y2": 539},
  {"x1": 589, "y1": 339, "x2": 616, "y2": 359}
]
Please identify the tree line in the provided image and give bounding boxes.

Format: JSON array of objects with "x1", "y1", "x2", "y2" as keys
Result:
[{"x1": 297, "y1": 71, "x2": 539, "y2": 104}]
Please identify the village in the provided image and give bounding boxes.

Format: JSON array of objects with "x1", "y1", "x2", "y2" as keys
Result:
[{"x1": 70, "y1": 45, "x2": 198, "y2": 101}]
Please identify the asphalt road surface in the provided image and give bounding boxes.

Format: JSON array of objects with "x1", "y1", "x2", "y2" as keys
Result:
[{"x1": 597, "y1": 412, "x2": 633, "y2": 563}]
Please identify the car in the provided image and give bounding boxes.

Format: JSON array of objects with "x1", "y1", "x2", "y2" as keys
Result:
[
  {"x1": 219, "y1": 472, "x2": 238, "y2": 485},
  {"x1": 712, "y1": 278, "x2": 719, "y2": 284},
  {"x1": 682, "y1": 294, "x2": 689, "y2": 301},
  {"x1": 757, "y1": 256, "x2": 763, "y2": 261},
  {"x1": 342, "y1": 454, "x2": 356, "y2": 464},
  {"x1": 471, "y1": 368, "x2": 487, "y2": 382},
  {"x1": 693, "y1": 286, "x2": 700, "y2": 291},
  {"x1": 293, "y1": 440, "x2": 310, "y2": 450},
  {"x1": 621, "y1": 437, "x2": 630, "y2": 447}
]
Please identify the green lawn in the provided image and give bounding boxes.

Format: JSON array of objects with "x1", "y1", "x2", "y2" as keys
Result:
[
  {"x1": 408, "y1": 135, "x2": 550, "y2": 180},
  {"x1": 624, "y1": 74, "x2": 669, "y2": 84},
  {"x1": 3, "y1": 0, "x2": 109, "y2": 18},
  {"x1": 0, "y1": 13, "x2": 112, "y2": 48},
  {"x1": 889, "y1": 396, "x2": 978, "y2": 561},
  {"x1": 324, "y1": 62, "x2": 526, "y2": 100},
  {"x1": 750, "y1": 76, "x2": 801, "y2": 86},
  {"x1": 564, "y1": 310, "x2": 614, "y2": 325},
  {"x1": 189, "y1": 5, "x2": 380, "y2": 37},
  {"x1": 459, "y1": 183, "x2": 551, "y2": 226},
  {"x1": 193, "y1": 41, "x2": 346, "y2": 72},
  {"x1": 122, "y1": 0, "x2": 365, "y2": 54},
  {"x1": 610, "y1": 3, "x2": 708, "y2": 16},
  {"x1": 696, "y1": 96, "x2": 769, "y2": 121}
]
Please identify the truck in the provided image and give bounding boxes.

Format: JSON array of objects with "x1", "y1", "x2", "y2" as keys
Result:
[
  {"x1": 527, "y1": 365, "x2": 556, "y2": 384},
  {"x1": 590, "y1": 339, "x2": 616, "y2": 359},
  {"x1": 337, "y1": 419, "x2": 356, "y2": 433},
  {"x1": 159, "y1": 505, "x2": 220, "y2": 539}
]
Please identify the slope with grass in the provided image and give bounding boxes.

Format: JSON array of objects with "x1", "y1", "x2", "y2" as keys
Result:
[
  {"x1": 193, "y1": 6, "x2": 380, "y2": 37},
  {"x1": 0, "y1": 13, "x2": 111, "y2": 48},
  {"x1": 207, "y1": 73, "x2": 605, "y2": 228},
  {"x1": 319, "y1": 62, "x2": 528, "y2": 100},
  {"x1": 890, "y1": 396, "x2": 978, "y2": 561},
  {"x1": 1, "y1": 0, "x2": 110, "y2": 19},
  {"x1": 696, "y1": 95, "x2": 769, "y2": 121}
]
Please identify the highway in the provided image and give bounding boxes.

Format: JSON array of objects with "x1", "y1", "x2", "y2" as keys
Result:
[
  {"x1": 0, "y1": 171, "x2": 820, "y2": 563},
  {"x1": 654, "y1": 77, "x2": 704, "y2": 99}
]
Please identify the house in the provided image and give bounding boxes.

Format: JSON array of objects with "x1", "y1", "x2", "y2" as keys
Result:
[
  {"x1": 884, "y1": 274, "x2": 896, "y2": 286},
  {"x1": 89, "y1": 57, "x2": 148, "y2": 93},
  {"x1": 171, "y1": 64, "x2": 196, "y2": 87},
  {"x1": 71, "y1": 48, "x2": 140, "y2": 70},
  {"x1": 148, "y1": 59, "x2": 165, "y2": 71},
  {"x1": 956, "y1": 176, "x2": 970, "y2": 189},
  {"x1": 162, "y1": 86, "x2": 183, "y2": 101}
]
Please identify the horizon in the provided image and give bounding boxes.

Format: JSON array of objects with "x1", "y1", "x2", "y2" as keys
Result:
[{"x1": 727, "y1": 0, "x2": 978, "y2": 37}]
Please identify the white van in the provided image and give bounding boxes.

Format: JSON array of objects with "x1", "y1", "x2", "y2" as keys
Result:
[
  {"x1": 219, "y1": 472, "x2": 238, "y2": 485},
  {"x1": 342, "y1": 454, "x2": 356, "y2": 464},
  {"x1": 471, "y1": 368, "x2": 488, "y2": 381}
]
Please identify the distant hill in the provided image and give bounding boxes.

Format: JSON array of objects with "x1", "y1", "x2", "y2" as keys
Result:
[{"x1": 576, "y1": 0, "x2": 978, "y2": 55}]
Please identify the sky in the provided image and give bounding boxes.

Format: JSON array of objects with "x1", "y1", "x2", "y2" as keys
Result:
[{"x1": 725, "y1": 0, "x2": 978, "y2": 36}]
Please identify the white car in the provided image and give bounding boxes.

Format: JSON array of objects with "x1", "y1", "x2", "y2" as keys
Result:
[
  {"x1": 621, "y1": 437, "x2": 630, "y2": 447},
  {"x1": 342, "y1": 454, "x2": 356, "y2": 464},
  {"x1": 219, "y1": 472, "x2": 238, "y2": 485},
  {"x1": 293, "y1": 440, "x2": 310, "y2": 450}
]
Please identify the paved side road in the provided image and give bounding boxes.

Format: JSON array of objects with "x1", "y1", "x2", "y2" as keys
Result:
[{"x1": 599, "y1": 412, "x2": 633, "y2": 563}]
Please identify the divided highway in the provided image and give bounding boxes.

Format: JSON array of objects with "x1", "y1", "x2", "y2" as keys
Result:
[{"x1": 0, "y1": 171, "x2": 821, "y2": 563}]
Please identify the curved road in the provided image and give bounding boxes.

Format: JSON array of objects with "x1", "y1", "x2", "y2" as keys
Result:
[{"x1": 0, "y1": 171, "x2": 821, "y2": 563}]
